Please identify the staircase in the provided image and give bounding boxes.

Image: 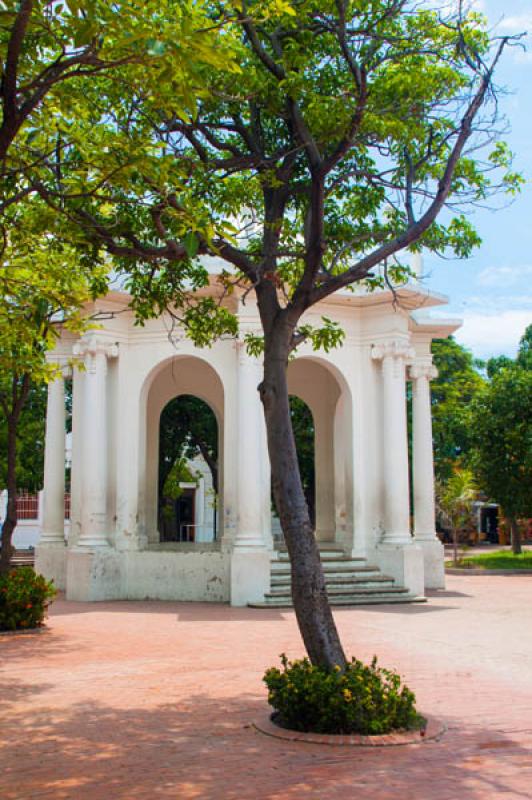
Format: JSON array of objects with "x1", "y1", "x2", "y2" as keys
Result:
[
  {"x1": 6, "y1": 549, "x2": 35, "y2": 569},
  {"x1": 249, "y1": 544, "x2": 425, "y2": 608}
]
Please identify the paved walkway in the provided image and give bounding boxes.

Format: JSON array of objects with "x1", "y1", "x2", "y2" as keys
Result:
[{"x1": 2, "y1": 575, "x2": 532, "y2": 799}]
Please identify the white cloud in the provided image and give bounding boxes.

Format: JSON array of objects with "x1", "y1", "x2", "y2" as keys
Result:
[
  {"x1": 454, "y1": 309, "x2": 531, "y2": 357},
  {"x1": 477, "y1": 264, "x2": 532, "y2": 287},
  {"x1": 514, "y1": 49, "x2": 532, "y2": 64},
  {"x1": 497, "y1": 14, "x2": 532, "y2": 33}
]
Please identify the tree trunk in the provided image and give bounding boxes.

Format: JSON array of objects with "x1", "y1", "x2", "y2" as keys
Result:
[
  {"x1": 0, "y1": 375, "x2": 31, "y2": 574},
  {"x1": 259, "y1": 322, "x2": 346, "y2": 670},
  {"x1": 452, "y1": 525, "x2": 458, "y2": 566},
  {"x1": 0, "y1": 414, "x2": 18, "y2": 574},
  {"x1": 510, "y1": 517, "x2": 522, "y2": 556}
]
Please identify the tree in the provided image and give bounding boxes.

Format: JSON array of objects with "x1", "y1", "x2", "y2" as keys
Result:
[
  {"x1": 0, "y1": 0, "x2": 235, "y2": 212},
  {"x1": 471, "y1": 333, "x2": 532, "y2": 555},
  {"x1": 431, "y1": 337, "x2": 485, "y2": 480},
  {"x1": 0, "y1": 1, "x2": 240, "y2": 571},
  {"x1": 437, "y1": 468, "x2": 477, "y2": 566},
  {"x1": 0, "y1": 201, "x2": 107, "y2": 573},
  {"x1": 52, "y1": 1, "x2": 521, "y2": 668}
]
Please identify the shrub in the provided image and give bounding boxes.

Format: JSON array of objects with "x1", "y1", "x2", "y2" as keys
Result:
[
  {"x1": 264, "y1": 654, "x2": 422, "y2": 735},
  {"x1": 0, "y1": 568, "x2": 57, "y2": 631}
]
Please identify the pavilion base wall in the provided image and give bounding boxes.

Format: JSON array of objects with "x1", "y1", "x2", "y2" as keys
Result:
[
  {"x1": 417, "y1": 539, "x2": 446, "y2": 590},
  {"x1": 230, "y1": 549, "x2": 270, "y2": 607},
  {"x1": 63, "y1": 548, "x2": 231, "y2": 602},
  {"x1": 35, "y1": 544, "x2": 67, "y2": 591},
  {"x1": 122, "y1": 550, "x2": 230, "y2": 602},
  {"x1": 375, "y1": 542, "x2": 425, "y2": 598},
  {"x1": 66, "y1": 549, "x2": 123, "y2": 601}
]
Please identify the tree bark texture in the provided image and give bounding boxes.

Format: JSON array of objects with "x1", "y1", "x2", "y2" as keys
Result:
[
  {"x1": 259, "y1": 319, "x2": 346, "y2": 670},
  {"x1": 510, "y1": 517, "x2": 522, "y2": 556},
  {"x1": 0, "y1": 415, "x2": 18, "y2": 573},
  {"x1": 0, "y1": 375, "x2": 31, "y2": 574}
]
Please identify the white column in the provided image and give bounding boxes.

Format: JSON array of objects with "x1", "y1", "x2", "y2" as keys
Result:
[
  {"x1": 73, "y1": 337, "x2": 118, "y2": 549},
  {"x1": 371, "y1": 339, "x2": 424, "y2": 597},
  {"x1": 40, "y1": 372, "x2": 66, "y2": 545},
  {"x1": 410, "y1": 361, "x2": 439, "y2": 541},
  {"x1": 409, "y1": 359, "x2": 445, "y2": 589},
  {"x1": 372, "y1": 340, "x2": 414, "y2": 544},
  {"x1": 234, "y1": 344, "x2": 266, "y2": 550},
  {"x1": 196, "y1": 476, "x2": 205, "y2": 539},
  {"x1": 230, "y1": 339, "x2": 270, "y2": 606}
]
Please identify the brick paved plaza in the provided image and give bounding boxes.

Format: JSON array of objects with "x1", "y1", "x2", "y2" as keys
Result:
[{"x1": 2, "y1": 575, "x2": 532, "y2": 799}]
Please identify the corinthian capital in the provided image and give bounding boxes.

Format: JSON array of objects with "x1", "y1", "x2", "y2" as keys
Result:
[
  {"x1": 371, "y1": 338, "x2": 415, "y2": 363},
  {"x1": 73, "y1": 336, "x2": 118, "y2": 373},
  {"x1": 409, "y1": 361, "x2": 438, "y2": 381}
]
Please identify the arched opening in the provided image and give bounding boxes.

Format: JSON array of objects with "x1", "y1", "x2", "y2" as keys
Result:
[
  {"x1": 158, "y1": 395, "x2": 218, "y2": 543},
  {"x1": 140, "y1": 355, "x2": 225, "y2": 546},
  {"x1": 286, "y1": 357, "x2": 353, "y2": 547}
]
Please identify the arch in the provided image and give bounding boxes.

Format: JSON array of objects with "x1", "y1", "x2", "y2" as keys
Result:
[
  {"x1": 138, "y1": 355, "x2": 225, "y2": 544},
  {"x1": 287, "y1": 356, "x2": 353, "y2": 547}
]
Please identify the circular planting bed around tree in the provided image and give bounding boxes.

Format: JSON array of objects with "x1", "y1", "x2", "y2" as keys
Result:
[{"x1": 256, "y1": 655, "x2": 443, "y2": 746}]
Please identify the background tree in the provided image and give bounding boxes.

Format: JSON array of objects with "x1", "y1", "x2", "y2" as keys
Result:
[
  {"x1": 0, "y1": 201, "x2": 107, "y2": 573},
  {"x1": 470, "y1": 330, "x2": 532, "y2": 555},
  {"x1": 0, "y1": 382, "x2": 46, "y2": 494},
  {"x1": 431, "y1": 337, "x2": 486, "y2": 481}
]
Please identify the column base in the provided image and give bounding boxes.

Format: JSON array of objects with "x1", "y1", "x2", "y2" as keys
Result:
[
  {"x1": 35, "y1": 544, "x2": 67, "y2": 591},
  {"x1": 315, "y1": 528, "x2": 335, "y2": 543},
  {"x1": 65, "y1": 548, "x2": 123, "y2": 601},
  {"x1": 230, "y1": 548, "x2": 270, "y2": 607},
  {"x1": 415, "y1": 538, "x2": 445, "y2": 590},
  {"x1": 376, "y1": 542, "x2": 424, "y2": 597}
]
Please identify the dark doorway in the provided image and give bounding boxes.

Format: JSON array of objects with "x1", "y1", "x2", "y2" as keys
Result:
[
  {"x1": 157, "y1": 395, "x2": 219, "y2": 542},
  {"x1": 176, "y1": 489, "x2": 196, "y2": 542}
]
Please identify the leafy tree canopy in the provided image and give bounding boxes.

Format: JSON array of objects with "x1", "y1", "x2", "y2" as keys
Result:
[
  {"x1": 0, "y1": 382, "x2": 46, "y2": 492},
  {"x1": 470, "y1": 335, "x2": 532, "y2": 524},
  {"x1": 0, "y1": 0, "x2": 240, "y2": 214},
  {"x1": 431, "y1": 336, "x2": 485, "y2": 480}
]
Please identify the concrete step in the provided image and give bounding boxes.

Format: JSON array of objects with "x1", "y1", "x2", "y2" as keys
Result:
[
  {"x1": 275, "y1": 560, "x2": 371, "y2": 571},
  {"x1": 277, "y1": 547, "x2": 347, "y2": 559},
  {"x1": 249, "y1": 594, "x2": 426, "y2": 608},
  {"x1": 271, "y1": 563, "x2": 381, "y2": 575},
  {"x1": 266, "y1": 584, "x2": 410, "y2": 599},
  {"x1": 276, "y1": 552, "x2": 364, "y2": 562},
  {"x1": 271, "y1": 576, "x2": 396, "y2": 590},
  {"x1": 256, "y1": 547, "x2": 424, "y2": 609}
]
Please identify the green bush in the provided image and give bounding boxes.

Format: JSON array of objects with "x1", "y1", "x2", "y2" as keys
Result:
[
  {"x1": 0, "y1": 567, "x2": 57, "y2": 631},
  {"x1": 264, "y1": 654, "x2": 422, "y2": 735}
]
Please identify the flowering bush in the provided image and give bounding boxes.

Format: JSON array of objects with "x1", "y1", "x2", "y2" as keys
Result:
[
  {"x1": 264, "y1": 654, "x2": 421, "y2": 735},
  {"x1": 0, "y1": 567, "x2": 56, "y2": 631}
]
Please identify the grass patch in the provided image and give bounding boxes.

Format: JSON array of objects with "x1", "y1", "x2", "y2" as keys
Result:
[{"x1": 448, "y1": 551, "x2": 532, "y2": 570}]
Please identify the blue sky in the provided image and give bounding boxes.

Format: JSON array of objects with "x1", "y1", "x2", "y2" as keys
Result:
[{"x1": 423, "y1": 0, "x2": 532, "y2": 359}]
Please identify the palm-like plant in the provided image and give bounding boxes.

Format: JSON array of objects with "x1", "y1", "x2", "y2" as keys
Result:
[{"x1": 437, "y1": 469, "x2": 478, "y2": 566}]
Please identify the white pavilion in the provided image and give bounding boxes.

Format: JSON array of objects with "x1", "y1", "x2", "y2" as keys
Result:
[{"x1": 35, "y1": 274, "x2": 459, "y2": 606}]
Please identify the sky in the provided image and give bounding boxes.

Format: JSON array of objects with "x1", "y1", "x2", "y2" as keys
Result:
[{"x1": 422, "y1": 0, "x2": 532, "y2": 359}]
